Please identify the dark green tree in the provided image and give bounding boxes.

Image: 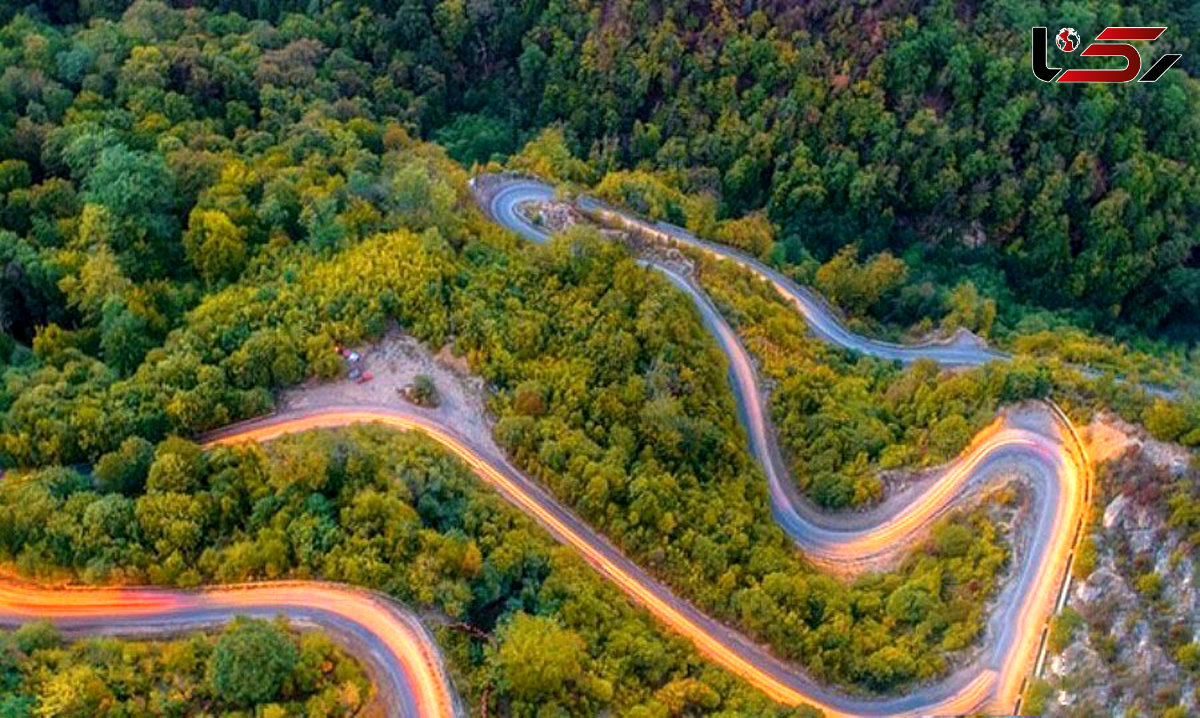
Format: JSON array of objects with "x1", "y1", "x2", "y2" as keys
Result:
[
  {"x1": 207, "y1": 618, "x2": 298, "y2": 707},
  {"x1": 94, "y1": 436, "x2": 154, "y2": 495}
]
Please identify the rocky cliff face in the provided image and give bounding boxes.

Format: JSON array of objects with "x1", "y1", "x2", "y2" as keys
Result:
[{"x1": 1042, "y1": 418, "x2": 1198, "y2": 717}]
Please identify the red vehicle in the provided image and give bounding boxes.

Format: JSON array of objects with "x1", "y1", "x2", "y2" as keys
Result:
[{"x1": 335, "y1": 346, "x2": 361, "y2": 362}]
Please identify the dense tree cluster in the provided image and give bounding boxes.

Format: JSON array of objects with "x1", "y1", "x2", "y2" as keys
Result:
[
  {"x1": 695, "y1": 251, "x2": 1200, "y2": 507},
  {"x1": 5, "y1": 0, "x2": 1195, "y2": 341},
  {"x1": 0, "y1": 617, "x2": 369, "y2": 715},
  {"x1": 0, "y1": 2, "x2": 1193, "y2": 709},
  {"x1": 0, "y1": 1, "x2": 483, "y2": 359},
  {"x1": 0, "y1": 426, "x2": 1010, "y2": 708},
  {"x1": 521, "y1": 1, "x2": 1199, "y2": 337},
  {"x1": 0, "y1": 0, "x2": 489, "y2": 465},
  {"x1": 0, "y1": 427, "x2": 816, "y2": 715}
]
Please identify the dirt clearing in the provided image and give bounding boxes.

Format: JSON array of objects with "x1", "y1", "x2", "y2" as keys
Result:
[{"x1": 279, "y1": 327, "x2": 499, "y2": 452}]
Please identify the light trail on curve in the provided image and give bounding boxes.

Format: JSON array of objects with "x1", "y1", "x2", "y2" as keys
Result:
[
  {"x1": 202, "y1": 405, "x2": 1069, "y2": 716},
  {"x1": 0, "y1": 174, "x2": 1097, "y2": 718},
  {"x1": 477, "y1": 174, "x2": 1094, "y2": 715},
  {"x1": 483, "y1": 176, "x2": 1180, "y2": 396},
  {"x1": 0, "y1": 579, "x2": 460, "y2": 718},
  {"x1": 482, "y1": 177, "x2": 1007, "y2": 365}
]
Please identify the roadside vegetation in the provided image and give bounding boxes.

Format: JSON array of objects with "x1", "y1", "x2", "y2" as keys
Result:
[
  {"x1": 579, "y1": 164, "x2": 1199, "y2": 391},
  {"x1": 693, "y1": 252, "x2": 1199, "y2": 508},
  {"x1": 0, "y1": 2, "x2": 1194, "y2": 712},
  {"x1": 1028, "y1": 444, "x2": 1199, "y2": 716},
  {"x1": 0, "y1": 425, "x2": 1009, "y2": 709},
  {"x1": 0, "y1": 617, "x2": 370, "y2": 715}
]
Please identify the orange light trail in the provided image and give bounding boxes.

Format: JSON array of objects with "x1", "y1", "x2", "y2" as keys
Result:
[
  {"x1": 201, "y1": 405, "x2": 1088, "y2": 716},
  {"x1": 1, "y1": 174, "x2": 1094, "y2": 716},
  {"x1": 0, "y1": 578, "x2": 457, "y2": 718},
  {"x1": 208, "y1": 411, "x2": 831, "y2": 708},
  {"x1": 474, "y1": 174, "x2": 1092, "y2": 715},
  {"x1": 0, "y1": 401, "x2": 1087, "y2": 716}
]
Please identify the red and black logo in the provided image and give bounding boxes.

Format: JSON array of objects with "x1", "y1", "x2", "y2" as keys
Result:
[
  {"x1": 1032, "y1": 27, "x2": 1182, "y2": 83},
  {"x1": 1055, "y1": 28, "x2": 1080, "y2": 52}
]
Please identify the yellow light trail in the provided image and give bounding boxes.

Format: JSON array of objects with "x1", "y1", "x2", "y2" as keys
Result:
[
  {"x1": 0, "y1": 176, "x2": 1095, "y2": 718},
  {"x1": 202, "y1": 404, "x2": 1088, "y2": 716},
  {"x1": 0, "y1": 377, "x2": 1088, "y2": 717},
  {"x1": 0, "y1": 578, "x2": 457, "y2": 718}
]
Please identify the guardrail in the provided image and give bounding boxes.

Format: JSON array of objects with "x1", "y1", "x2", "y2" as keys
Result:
[{"x1": 1013, "y1": 399, "x2": 1093, "y2": 716}]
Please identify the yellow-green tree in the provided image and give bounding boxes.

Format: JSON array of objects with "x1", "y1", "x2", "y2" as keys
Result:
[{"x1": 184, "y1": 208, "x2": 248, "y2": 285}]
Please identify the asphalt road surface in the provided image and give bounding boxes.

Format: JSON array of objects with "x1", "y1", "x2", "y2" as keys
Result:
[
  {"x1": 0, "y1": 580, "x2": 459, "y2": 718},
  {"x1": 0, "y1": 174, "x2": 1098, "y2": 718},
  {"x1": 476, "y1": 174, "x2": 1093, "y2": 716}
]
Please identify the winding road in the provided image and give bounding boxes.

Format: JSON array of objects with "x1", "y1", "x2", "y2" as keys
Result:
[
  {"x1": 0, "y1": 174, "x2": 1097, "y2": 718},
  {"x1": 485, "y1": 178, "x2": 1008, "y2": 366},
  {"x1": 477, "y1": 174, "x2": 1092, "y2": 714},
  {"x1": 0, "y1": 580, "x2": 458, "y2": 717}
]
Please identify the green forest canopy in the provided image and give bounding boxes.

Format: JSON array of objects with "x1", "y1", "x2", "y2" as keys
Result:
[
  {"x1": 0, "y1": 424, "x2": 1009, "y2": 710},
  {"x1": 1, "y1": 0, "x2": 1197, "y2": 343},
  {"x1": 0, "y1": 1, "x2": 1195, "y2": 713},
  {"x1": 0, "y1": 617, "x2": 371, "y2": 715}
]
